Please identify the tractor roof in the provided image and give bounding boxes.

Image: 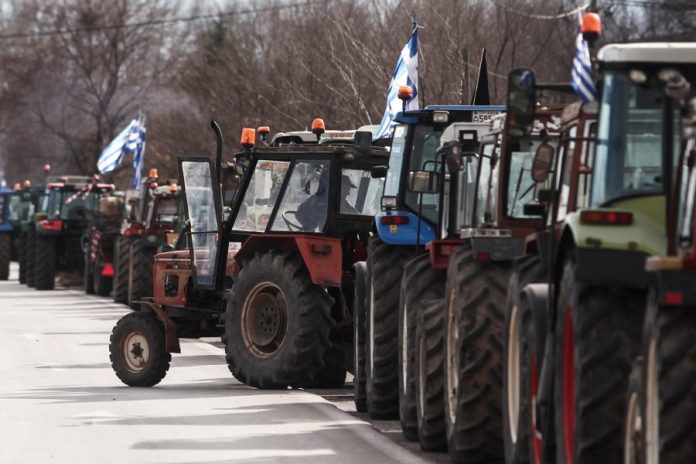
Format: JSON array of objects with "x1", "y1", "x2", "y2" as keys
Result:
[
  {"x1": 599, "y1": 43, "x2": 696, "y2": 64},
  {"x1": 244, "y1": 142, "x2": 389, "y2": 162}
]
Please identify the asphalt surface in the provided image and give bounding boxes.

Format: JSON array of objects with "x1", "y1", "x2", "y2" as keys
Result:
[{"x1": 0, "y1": 263, "x2": 448, "y2": 464}]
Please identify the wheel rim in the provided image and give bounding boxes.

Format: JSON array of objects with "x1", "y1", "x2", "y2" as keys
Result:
[
  {"x1": 241, "y1": 282, "x2": 288, "y2": 358},
  {"x1": 401, "y1": 299, "x2": 409, "y2": 396},
  {"x1": 507, "y1": 303, "x2": 521, "y2": 444},
  {"x1": 562, "y1": 304, "x2": 576, "y2": 464},
  {"x1": 531, "y1": 353, "x2": 543, "y2": 464},
  {"x1": 624, "y1": 388, "x2": 642, "y2": 464},
  {"x1": 369, "y1": 274, "x2": 375, "y2": 379},
  {"x1": 446, "y1": 289, "x2": 459, "y2": 425},
  {"x1": 645, "y1": 336, "x2": 659, "y2": 464},
  {"x1": 122, "y1": 331, "x2": 150, "y2": 373}
]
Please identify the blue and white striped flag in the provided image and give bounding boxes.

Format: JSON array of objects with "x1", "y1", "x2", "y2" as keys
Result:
[
  {"x1": 374, "y1": 21, "x2": 419, "y2": 140},
  {"x1": 130, "y1": 115, "x2": 147, "y2": 189},
  {"x1": 97, "y1": 114, "x2": 147, "y2": 177},
  {"x1": 571, "y1": 28, "x2": 596, "y2": 103}
]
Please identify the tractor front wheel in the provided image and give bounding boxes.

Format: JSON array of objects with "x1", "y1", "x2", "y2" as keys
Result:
[
  {"x1": 224, "y1": 250, "x2": 334, "y2": 389},
  {"x1": 109, "y1": 311, "x2": 170, "y2": 387}
]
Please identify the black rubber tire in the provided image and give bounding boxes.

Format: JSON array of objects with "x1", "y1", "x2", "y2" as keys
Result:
[
  {"x1": 553, "y1": 257, "x2": 644, "y2": 464},
  {"x1": 353, "y1": 261, "x2": 368, "y2": 412},
  {"x1": 399, "y1": 253, "x2": 446, "y2": 441},
  {"x1": 0, "y1": 233, "x2": 10, "y2": 280},
  {"x1": 25, "y1": 229, "x2": 36, "y2": 287},
  {"x1": 415, "y1": 297, "x2": 447, "y2": 451},
  {"x1": 444, "y1": 244, "x2": 510, "y2": 464},
  {"x1": 312, "y1": 340, "x2": 347, "y2": 388},
  {"x1": 93, "y1": 253, "x2": 113, "y2": 297},
  {"x1": 640, "y1": 294, "x2": 696, "y2": 464},
  {"x1": 623, "y1": 358, "x2": 644, "y2": 464},
  {"x1": 113, "y1": 236, "x2": 130, "y2": 304},
  {"x1": 366, "y1": 237, "x2": 415, "y2": 419},
  {"x1": 84, "y1": 254, "x2": 95, "y2": 295},
  {"x1": 223, "y1": 250, "x2": 335, "y2": 389},
  {"x1": 503, "y1": 255, "x2": 545, "y2": 464},
  {"x1": 109, "y1": 311, "x2": 171, "y2": 387},
  {"x1": 18, "y1": 233, "x2": 26, "y2": 284},
  {"x1": 128, "y1": 237, "x2": 156, "y2": 309},
  {"x1": 34, "y1": 235, "x2": 56, "y2": 290}
]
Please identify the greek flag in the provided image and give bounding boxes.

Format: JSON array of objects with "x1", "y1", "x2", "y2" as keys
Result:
[
  {"x1": 97, "y1": 115, "x2": 146, "y2": 176},
  {"x1": 129, "y1": 115, "x2": 147, "y2": 189},
  {"x1": 571, "y1": 29, "x2": 596, "y2": 103},
  {"x1": 374, "y1": 21, "x2": 419, "y2": 140}
]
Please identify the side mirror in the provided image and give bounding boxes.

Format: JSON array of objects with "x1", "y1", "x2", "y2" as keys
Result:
[
  {"x1": 371, "y1": 165, "x2": 388, "y2": 178},
  {"x1": 532, "y1": 143, "x2": 555, "y2": 182},
  {"x1": 408, "y1": 170, "x2": 440, "y2": 194},
  {"x1": 354, "y1": 131, "x2": 372, "y2": 157},
  {"x1": 506, "y1": 69, "x2": 536, "y2": 137}
]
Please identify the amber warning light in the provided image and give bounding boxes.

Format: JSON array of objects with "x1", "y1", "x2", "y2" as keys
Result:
[
  {"x1": 398, "y1": 85, "x2": 413, "y2": 101},
  {"x1": 581, "y1": 12, "x2": 601, "y2": 44},
  {"x1": 241, "y1": 128, "x2": 256, "y2": 148},
  {"x1": 148, "y1": 168, "x2": 158, "y2": 179}
]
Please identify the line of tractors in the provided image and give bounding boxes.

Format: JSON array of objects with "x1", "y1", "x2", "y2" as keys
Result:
[{"x1": 4, "y1": 13, "x2": 695, "y2": 464}]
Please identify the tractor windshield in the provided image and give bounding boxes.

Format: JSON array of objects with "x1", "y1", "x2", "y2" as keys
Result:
[
  {"x1": 270, "y1": 160, "x2": 329, "y2": 233},
  {"x1": 592, "y1": 71, "x2": 681, "y2": 206},
  {"x1": 384, "y1": 124, "x2": 407, "y2": 197},
  {"x1": 150, "y1": 197, "x2": 178, "y2": 229},
  {"x1": 6, "y1": 194, "x2": 20, "y2": 221},
  {"x1": 404, "y1": 124, "x2": 443, "y2": 225},
  {"x1": 233, "y1": 160, "x2": 291, "y2": 232},
  {"x1": 45, "y1": 189, "x2": 95, "y2": 221},
  {"x1": 507, "y1": 138, "x2": 546, "y2": 218}
]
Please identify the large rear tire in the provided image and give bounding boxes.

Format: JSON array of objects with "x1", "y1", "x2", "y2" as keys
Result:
[
  {"x1": 128, "y1": 237, "x2": 156, "y2": 309},
  {"x1": 25, "y1": 229, "x2": 36, "y2": 287},
  {"x1": 224, "y1": 250, "x2": 335, "y2": 389},
  {"x1": 415, "y1": 297, "x2": 447, "y2": 451},
  {"x1": 554, "y1": 257, "x2": 644, "y2": 464},
  {"x1": 113, "y1": 236, "x2": 130, "y2": 304},
  {"x1": 34, "y1": 235, "x2": 56, "y2": 290},
  {"x1": 109, "y1": 311, "x2": 170, "y2": 387},
  {"x1": 365, "y1": 237, "x2": 415, "y2": 419},
  {"x1": 444, "y1": 244, "x2": 510, "y2": 464},
  {"x1": 399, "y1": 253, "x2": 446, "y2": 440},
  {"x1": 503, "y1": 255, "x2": 545, "y2": 464},
  {"x1": 0, "y1": 233, "x2": 10, "y2": 280},
  {"x1": 641, "y1": 294, "x2": 696, "y2": 464},
  {"x1": 353, "y1": 261, "x2": 368, "y2": 412}
]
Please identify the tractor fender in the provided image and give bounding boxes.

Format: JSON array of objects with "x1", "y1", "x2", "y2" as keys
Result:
[
  {"x1": 138, "y1": 300, "x2": 181, "y2": 353},
  {"x1": 234, "y1": 235, "x2": 343, "y2": 287}
]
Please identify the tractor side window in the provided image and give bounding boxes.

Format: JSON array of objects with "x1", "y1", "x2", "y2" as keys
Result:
[
  {"x1": 404, "y1": 125, "x2": 443, "y2": 225},
  {"x1": 339, "y1": 168, "x2": 384, "y2": 217},
  {"x1": 271, "y1": 160, "x2": 329, "y2": 232},
  {"x1": 62, "y1": 192, "x2": 89, "y2": 221},
  {"x1": 556, "y1": 126, "x2": 577, "y2": 221},
  {"x1": 46, "y1": 190, "x2": 62, "y2": 219},
  {"x1": 233, "y1": 160, "x2": 290, "y2": 232},
  {"x1": 155, "y1": 198, "x2": 178, "y2": 228},
  {"x1": 576, "y1": 122, "x2": 596, "y2": 209}
]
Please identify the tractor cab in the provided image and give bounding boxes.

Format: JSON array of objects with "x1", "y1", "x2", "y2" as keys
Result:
[{"x1": 122, "y1": 169, "x2": 181, "y2": 237}]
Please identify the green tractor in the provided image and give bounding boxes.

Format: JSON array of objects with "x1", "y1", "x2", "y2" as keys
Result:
[
  {"x1": 504, "y1": 44, "x2": 696, "y2": 464},
  {"x1": 33, "y1": 176, "x2": 115, "y2": 290}
]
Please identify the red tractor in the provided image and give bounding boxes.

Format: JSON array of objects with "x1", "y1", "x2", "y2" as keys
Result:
[
  {"x1": 83, "y1": 192, "x2": 125, "y2": 296},
  {"x1": 108, "y1": 123, "x2": 386, "y2": 389},
  {"x1": 112, "y1": 170, "x2": 181, "y2": 308}
]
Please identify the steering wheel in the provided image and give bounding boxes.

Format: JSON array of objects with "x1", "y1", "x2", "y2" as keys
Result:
[{"x1": 282, "y1": 210, "x2": 303, "y2": 231}]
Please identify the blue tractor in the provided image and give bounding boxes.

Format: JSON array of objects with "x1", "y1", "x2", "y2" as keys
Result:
[
  {"x1": 354, "y1": 104, "x2": 504, "y2": 419},
  {"x1": 0, "y1": 184, "x2": 20, "y2": 280}
]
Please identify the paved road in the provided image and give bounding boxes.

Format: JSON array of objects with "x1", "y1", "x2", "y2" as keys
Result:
[{"x1": 0, "y1": 264, "x2": 430, "y2": 464}]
